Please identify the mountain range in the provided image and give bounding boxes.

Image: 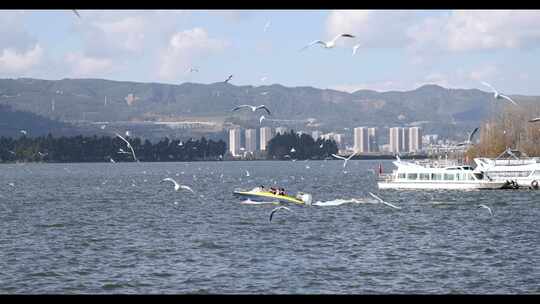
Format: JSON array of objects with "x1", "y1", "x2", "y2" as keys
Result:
[{"x1": 1, "y1": 77, "x2": 537, "y2": 139}]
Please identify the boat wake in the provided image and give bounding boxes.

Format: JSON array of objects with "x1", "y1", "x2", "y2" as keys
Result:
[
  {"x1": 313, "y1": 198, "x2": 378, "y2": 207},
  {"x1": 240, "y1": 199, "x2": 280, "y2": 205}
]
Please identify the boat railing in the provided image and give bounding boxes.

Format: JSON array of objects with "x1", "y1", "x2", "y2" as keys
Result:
[
  {"x1": 377, "y1": 173, "x2": 395, "y2": 182},
  {"x1": 491, "y1": 158, "x2": 540, "y2": 166}
]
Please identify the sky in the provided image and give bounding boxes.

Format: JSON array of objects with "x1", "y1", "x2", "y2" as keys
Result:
[{"x1": 1, "y1": 9, "x2": 540, "y2": 95}]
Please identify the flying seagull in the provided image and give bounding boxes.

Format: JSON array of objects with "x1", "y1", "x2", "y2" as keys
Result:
[
  {"x1": 263, "y1": 21, "x2": 271, "y2": 33},
  {"x1": 259, "y1": 115, "x2": 266, "y2": 124},
  {"x1": 160, "y1": 178, "x2": 194, "y2": 193},
  {"x1": 457, "y1": 127, "x2": 479, "y2": 147},
  {"x1": 269, "y1": 206, "x2": 292, "y2": 222},
  {"x1": 260, "y1": 91, "x2": 269, "y2": 95},
  {"x1": 232, "y1": 104, "x2": 271, "y2": 115},
  {"x1": 20, "y1": 130, "x2": 27, "y2": 135},
  {"x1": 115, "y1": 132, "x2": 138, "y2": 162},
  {"x1": 481, "y1": 82, "x2": 518, "y2": 105},
  {"x1": 352, "y1": 44, "x2": 361, "y2": 55},
  {"x1": 188, "y1": 67, "x2": 199, "y2": 73},
  {"x1": 368, "y1": 192, "x2": 402, "y2": 210},
  {"x1": 224, "y1": 75, "x2": 233, "y2": 83},
  {"x1": 301, "y1": 33, "x2": 355, "y2": 51},
  {"x1": 245, "y1": 170, "x2": 250, "y2": 177},
  {"x1": 478, "y1": 204, "x2": 493, "y2": 216},
  {"x1": 331, "y1": 152, "x2": 356, "y2": 168},
  {"x1": 290, "y1": 147, "x2": 296, "y2": 153},
  {"x1": 117, "y1": 148, "x2": 130, "y2": 154},
  {"x1": 528, "y1": 117, "x2": 540, "y2": 123},
  {"x1": 72, "y1": 10, "x2": 81, "y2": 18}
]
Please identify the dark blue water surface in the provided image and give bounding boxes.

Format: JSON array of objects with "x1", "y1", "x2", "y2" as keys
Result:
[{"x1": 0, "y1": 160, "x2": 538, "y2": 294}]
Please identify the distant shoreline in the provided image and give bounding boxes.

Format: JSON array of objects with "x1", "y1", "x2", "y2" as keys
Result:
[{"x1": 0, "y1": 155, "x2": 430, "y2": 164}]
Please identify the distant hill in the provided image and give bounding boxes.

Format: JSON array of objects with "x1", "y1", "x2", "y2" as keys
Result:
[
  {"x1": 0, "y1": 78, "x2": 538, "y2": 138},
  {"x1": 0, "y1": 104, "x2": 85, "y2": 137}
]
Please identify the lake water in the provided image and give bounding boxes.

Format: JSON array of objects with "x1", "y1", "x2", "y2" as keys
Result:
[{"x1": 0, "y1": 160, "x2": 539, "y2": 294}]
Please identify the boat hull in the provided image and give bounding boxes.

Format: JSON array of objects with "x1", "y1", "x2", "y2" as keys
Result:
[
  {"x1": 233, "y1": 191, "x2": 305, "y2": 205},
  {"x1": 377, "y1": 181, "x2": 507, "y2": 190}
]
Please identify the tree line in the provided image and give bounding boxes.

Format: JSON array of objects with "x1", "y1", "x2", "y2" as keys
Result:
[
  {"x1": 266, "y1": 130, "x2": 338, "y2": 160},
  {"x1": 466, "y1": 102, "x2": 540, "y2": 158},
  {"x1": 0, "y1": 134, "x2": 226, "y2": 163}
]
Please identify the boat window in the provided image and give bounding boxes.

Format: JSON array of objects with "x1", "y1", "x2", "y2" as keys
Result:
[
  {"x1": 466, "y1": 173, "x2": 475, "y2": 181},
  {"x1": 473, "y1": 173, "x2": 483, "y2": 180},
  {"x1": 419, "y1": 173, "x2": 430, "y2": 180},
  {"x1": 443, "y1": 173, "x2": 455, "y2": 180},
  {"x1": 398, "y1": 173, "x2": 406, "y2": 179},
  {"x1": 407, "y1": 173, "x2": 418, "y2": 180},
  {"x1": 456, "y1": 173, "x2": 467, "y2": 181},
  {"x1": 431, "y1": 173, "x2": 442, "y2": 180},
  {"x1": 533, "y1": 170, "x2": 540, "y2": 177}
]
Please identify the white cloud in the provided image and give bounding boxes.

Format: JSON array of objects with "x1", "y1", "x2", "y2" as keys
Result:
[
  {"x1": 325, "y1": 10, "x2": 419, "y2": 48},
  {"x1": 74, "y1": 10, "x2": 188, "y2": 58},
  {"x1": 0, "y1": 44, "x2": 43, "y2": 74},
  {"x1": 65, "y1": 52, "x2": 113, "y2": 76},
  {"x1": 0, "y1": 11, "x2": 36, "y2": 51},
  {"x1": 158, "y1": 27, "x2": 229, "y2": 80},
  {"x1": 409, "y1": 10, "x2": 540, "y2": 53}
]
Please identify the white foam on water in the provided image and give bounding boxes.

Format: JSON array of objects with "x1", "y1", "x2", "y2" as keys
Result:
[
  {"x1": 313, "y1": 198, "x2": 374, "y2": 206},
  {"x1": 240, "y1": 199, "x2": 279, "y2": 205}
]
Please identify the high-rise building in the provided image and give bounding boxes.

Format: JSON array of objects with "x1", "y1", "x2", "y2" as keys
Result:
[
  {"x1": 260, "y1": 127, "x2": 274, "y2": 151},
  {"x1": 409, "y1": 127, "x2": 422, "y2": 152},
  {"x1": 245, "y1": 129, "x2": 257, "y2": 153},
  {"x1": 400, "y1": 127, "x2": 410, "y2": 152},
  {"x1": 354, "y1": 127, "x2": 369, "y2": 153},
  {"x1": 389, "y1": 127, "x2": 400, "y2": 153},
  {"x1": 333, "y1": 133, "x2": 345, "y2": 150},
  {"x1": 368, "y1": 127, "x2": 378, "y2": 152},
  {"x1": 275, "y1": 127, "x2": 288, "y2": 135},
  {"x1": 228, "y1": 128, "x2": 241, "y2": 156}
]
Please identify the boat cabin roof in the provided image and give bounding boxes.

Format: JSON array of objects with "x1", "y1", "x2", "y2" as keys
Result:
[{"x1": 393, "y1": 161, "x2": 476, "y2": 173}]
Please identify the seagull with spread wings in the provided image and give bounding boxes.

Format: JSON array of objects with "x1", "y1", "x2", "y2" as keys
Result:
[
  {"x1": 457, "y1": 127, "x2": 479, "y2": 147},
  {"x1": 481, "y1": 82, "x2": 518, "y2": 105},
  {"x1": 160, "y1": 178, "x2": 194, "y2": 193},
  {"x1": 331, "y1": 152, "x2": 357, "y2": 168},
  {"x1": 301, "y1": 33, "x2": 355, "y2": 51},
  {"x1": 232, "y1": 104, "x2": 271, "y2": 115},
  {"x1": 115, "y1": 132, "x2": 138, "y2": 162},
  {"x1": 269, "y1": 206, "x2": 292, "y2": 222}
]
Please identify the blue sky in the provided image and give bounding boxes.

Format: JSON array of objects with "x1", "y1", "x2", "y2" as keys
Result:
[{"x1": 1, "y1": 10, "x2": 540, "y2": 95}]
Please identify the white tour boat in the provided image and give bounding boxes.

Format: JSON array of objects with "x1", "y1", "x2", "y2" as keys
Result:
[
  {"x1": 473, "y1": 148, "x2": 540, "y2": 190},
  {"x1": 377, "y1": 159, "x2": 508, "y2": 190}
]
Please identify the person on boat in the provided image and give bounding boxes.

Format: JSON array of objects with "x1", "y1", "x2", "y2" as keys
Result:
[
  {"x1": 269, "y1": 187, "x2": 277, "y2": 194},
  {"x1": 279, "y1": 188, "x2": 286, "y2": 196}
]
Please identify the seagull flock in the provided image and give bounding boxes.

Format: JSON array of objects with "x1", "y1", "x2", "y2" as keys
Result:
[{"x1": 11, "y1": 11, "x2": 509, "y2": 225}]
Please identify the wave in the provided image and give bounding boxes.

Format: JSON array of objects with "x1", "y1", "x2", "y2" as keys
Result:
[{"x1": 313, "y1": 198, "x2": 378, "y2": 206}]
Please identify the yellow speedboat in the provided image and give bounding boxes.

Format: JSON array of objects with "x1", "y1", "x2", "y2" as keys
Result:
[{"x1": 233, "y1": 188, "x2": 312, "y2": 205}]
